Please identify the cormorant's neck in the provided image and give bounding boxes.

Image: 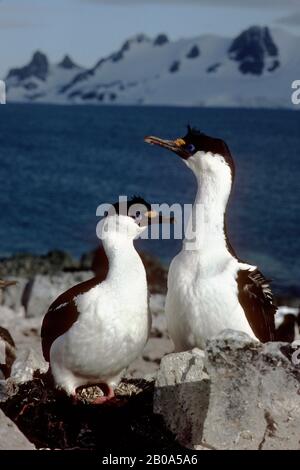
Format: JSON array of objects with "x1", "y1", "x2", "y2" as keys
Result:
[
  {"x1": 102, "y1": 236, "x2": 144, "y2": 282},
  {"x1": 184, "y1": 172, "x2": 232, "y2": 252}
]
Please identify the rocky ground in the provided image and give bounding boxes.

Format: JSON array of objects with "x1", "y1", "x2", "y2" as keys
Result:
[
  {"x1": 155, "y1": 331, "x2": 300, "y2": 450},
  {"x1": 0, "y1": 250, "x2": 299, "y2": 450}
]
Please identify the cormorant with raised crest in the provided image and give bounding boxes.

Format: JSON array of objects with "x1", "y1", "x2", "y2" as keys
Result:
[{"x1": 145, "y1": 127, "x2": 276, "y2": 351}]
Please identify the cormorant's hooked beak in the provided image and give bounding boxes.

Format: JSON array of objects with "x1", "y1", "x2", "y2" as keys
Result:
[
  {"x1": 144, "y1": 135, "x2": 190, "y2": 160},
  {"x1": 140, "y1": 210, "x2": 175, "y2": 227}
]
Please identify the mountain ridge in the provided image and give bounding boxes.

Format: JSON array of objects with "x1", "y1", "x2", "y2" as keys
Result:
[{"x1": 5, "y1": 26, "x2": 300, "y2": 109}]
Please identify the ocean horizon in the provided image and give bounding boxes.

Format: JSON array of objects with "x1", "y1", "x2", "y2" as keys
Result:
[{"x1": 0, "y1": 103, "x2": 299, "y2": 296}]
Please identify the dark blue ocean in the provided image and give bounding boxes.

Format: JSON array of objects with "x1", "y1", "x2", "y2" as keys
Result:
[{"x1": 0, "y1": 104, "x2": 299, "y2": 296}]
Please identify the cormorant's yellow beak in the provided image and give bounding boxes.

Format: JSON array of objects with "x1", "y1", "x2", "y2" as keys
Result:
[
  {"x1": 140, "y1": 210, "x2": 175, "y2": 226},
  {"x1": 144, "y1": 135, "x2": 190, "y2": 160}
]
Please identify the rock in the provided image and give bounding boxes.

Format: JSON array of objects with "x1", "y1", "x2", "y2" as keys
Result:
[
  {"x1": 0, "y1": 306, "x2": 42, "y2": 358},
  {"x1": 126, "y1": 294, "x2": 172, "y2": 379},
  {"x1": 154, "y1": 330, "x2": 300, "y2": 450},
  {"x1": 0, "y1": 379, "x2": 19, "y2": 403},
  {"x1": 0, "y1": 250, "x2": 79, "y2": 278},
  {"x1": 207, "y1": 62, "x2": 222, "y2": 73},
  {"x1": 0, "y1": 380, "x2": 7, "y2": 401},
  {"x1": 150, "y1": 294, "x2": 167, "y2": 337},
  {"x1": 127, "y1": 337, "x2": 173, "y2": 379},
  {"x1": 154, "y1": 349, "x2": 209, "y2": 447},
  {"x1": 0, "y1": 277, "x2": 28, "y2": 312},
  {"x1": 0, "y1": 326, "x2": 16, "y2": 379},
  {"x1": 149, "y1": 294, "x2": 165, "y2": 315},
  {"x1": 43, "y1": 250, "x2": 79, "y2": 272},
  {"x1": 154, "y1": 34, "x2": 169, "y2": 46},
  {"x1": 11, "y1": 348, "x2": 47, "y2": 384},
  {"x1": 141, "y1": 252, "x2": 168, "y2": 294},
  {"x1": 169, "y1": 60, "x2": 180, "y2": 73},
  {"x1": 0, "y1": 409, "x2": 35, "y2": 449},
  {"x1": 26, "y1": 271, "x2": 93, "y2": 317},
  {"x1": 126, "y1": 356, "x2": 159, "y2": 380},
  {"x1": 203, "y1": 331, "x2": 300, "y2": 450},
  {"x1": 275, "y1": 314, "x2": 298, "y2": 342},
  {"x1": 151, "y1": 314, "x2": 168, "y2": 338},
  {"x1": 276, "y1": 296, "x2": 300, "y2": 308},
  {"x1": 186, "y1": 45, "x2": 200, "y2": 59},
  {"x1": 7, "y1": 50, "x2": 49, "y2": 82},
  {"x1": 80, "y1": 250, "x2": 95, "y2": 270},
  {"x1": 58, "y1": 55, "x2": 78, "y2": 69},
  {"x1": 228, "y1": 26, "x2": 279, "y2": 75},
  {"x1": 143, "y1": 338, "x2": 173, "y2": 363}
]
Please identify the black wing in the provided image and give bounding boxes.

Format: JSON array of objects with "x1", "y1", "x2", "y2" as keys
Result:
[
  {"x1": 41, "y1": 299, "x2": 79, "y2": 362},
  {"x1": 41, "y1": 275, "x2": 103, "y2": 362},
  {"x1": 237, "y1": 268, "x2": 276, "y2": 342}
]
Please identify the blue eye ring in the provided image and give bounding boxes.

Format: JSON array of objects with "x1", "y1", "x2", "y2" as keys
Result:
[
  {"x1": 186, "y1": 143, "x2": 196, "y2": 153},
  {"x1": 135, "y1": 210, "x2": 143, "y2": 221},
  {"x1": 130, "y1": 210, "x2": 142, "y2": 221}
]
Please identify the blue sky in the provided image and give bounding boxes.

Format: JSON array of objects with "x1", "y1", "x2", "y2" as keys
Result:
[{"x1": 0, "y1": 0, "x2": 300, "y2": 78}]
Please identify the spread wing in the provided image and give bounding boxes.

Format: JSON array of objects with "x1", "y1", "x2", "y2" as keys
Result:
[
  {"x1": 41, "y1": 276, "x2": 103, "y2": 361},
  {"x1": 237, "y1": 268, "x2": 276, "y2": 342}
]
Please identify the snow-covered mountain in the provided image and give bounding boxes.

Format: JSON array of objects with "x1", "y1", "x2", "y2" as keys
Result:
[
  {"x1": 5, "y1": 26, "x2": 300, "y2": 108},
  {"x1": 6, "y1": 52, "x2": 85, "y2": 104}
]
